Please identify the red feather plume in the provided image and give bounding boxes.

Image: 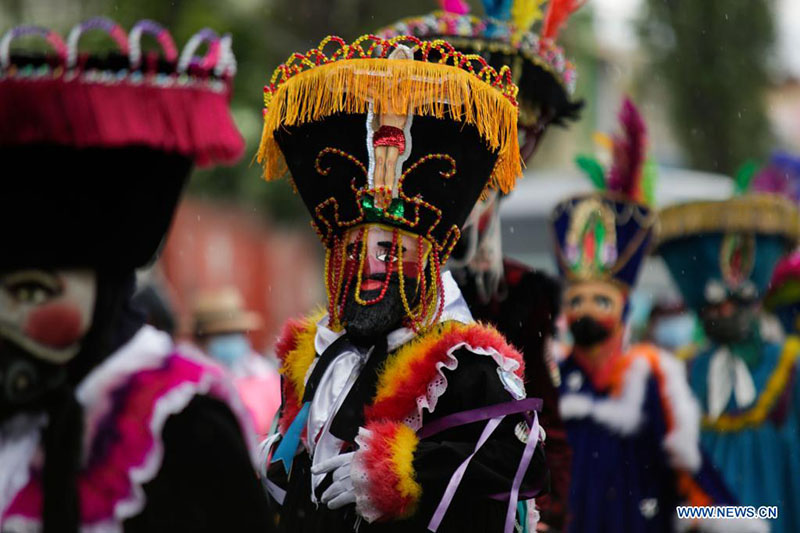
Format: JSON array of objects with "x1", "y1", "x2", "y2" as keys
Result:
[
  {"x1": 541, "y1": 0, "x2": 584, "y2": 41},
  {"x1": 607, "y1": 97, "x2": 647, "y2": 201}
]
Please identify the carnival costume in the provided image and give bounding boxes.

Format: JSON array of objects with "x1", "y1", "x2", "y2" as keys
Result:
[
  {"x1": 0, "y1": 19, "x2": 272, "y2": 532},
  {"x1": 658, "y1": 155, "x2": 800, "y2": 533},
  {"x1": 378, "y1": 2, "x2": 583, "y2": 528},
  {"x1": 257, "y1": 35, "x2": 547, "y2": 532},
  {"x1": 554, "y1": 99, "x2": 749, "y2": 533}
]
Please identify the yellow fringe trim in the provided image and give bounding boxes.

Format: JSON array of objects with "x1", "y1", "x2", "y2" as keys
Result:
[
  {"x1": 257, "y1": 58, "x2": 522, "y2": 194},
  {"x1": 373, "y1": 321, "x2": 468, "y2": 405},
  {"x1": 703, "y1": 336, "x2": 800, "y2": 432},
  {"x1": 390, "y1": 424, "x2": 423, "y2": 510},
  {"x1": 279, "y1": 309, "x2": 326, "y2": 402}
]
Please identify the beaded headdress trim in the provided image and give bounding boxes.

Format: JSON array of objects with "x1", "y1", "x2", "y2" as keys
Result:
[{"x1": 257, "y1": 34, "x2": 522, "y2": 194}]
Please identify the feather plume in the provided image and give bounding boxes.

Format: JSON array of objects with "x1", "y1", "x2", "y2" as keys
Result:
[
  {"x1": 752, "y1": 151, "x2": 800, "y2": 204},
  {"x1": 439, "y1": 0, "x2": 471, "y2": 14},
  {"x1": 734, "y1": 159, "x2": 760, "y2": 195},
  {"x1": 512, "y1": 0, "x2": 546, "y2": 43},
  {"x1": 641, "y1": 158, "x2": 657, "y2": 206},
  {"x1": 607, "y1": 97, "x2": 647, "y2": 202},
  {"x1": 482, "y1": 0, "x2": 513, "y2": 21},
  {"x1": 575, "y1": 155, "x2": 606, "y2": 191},
  {"x1": 541, "y1": 0, "x2": 584, "y2": 41}
]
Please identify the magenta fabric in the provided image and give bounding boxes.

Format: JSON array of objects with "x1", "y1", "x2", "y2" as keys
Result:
[
  {"x1": 3, "y1": 351, "x2": 248, "y2": 528},
  {"x1": 236, "y1": 372, "x2": 281, "y2": 438},
  {"x1": 0, "y1": 77, "x2": 243, "y2": 167}
]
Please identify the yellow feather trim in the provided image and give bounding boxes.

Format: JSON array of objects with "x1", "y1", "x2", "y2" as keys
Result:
[
  {"x1": 280, "y1": 310, "x2": 326, "y2": 402},
  {"x1": 373, "y1": 321, "x2": 465, "y2": 404},
  {"x1": 511, "y1": 0, "x2": 546, "y2": 44},
  {"x1": 258, "y1": 52, "x2": 522, "y2": 194},
  {"x1": 390, "y1": 424, "x2": 423, "y2": 507},
  {"x1": 703, "y1": 336, "x2": 800, "y2": 432}
]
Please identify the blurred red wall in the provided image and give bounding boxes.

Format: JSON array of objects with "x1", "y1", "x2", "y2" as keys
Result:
[{"x1": 158, "y1": 198, "x2": 322, "y2": 353}]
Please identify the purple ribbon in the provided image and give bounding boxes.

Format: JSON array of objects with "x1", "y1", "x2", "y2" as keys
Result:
[
  {"x1": 422, "y1": 398, "x2": 544, "y2": 532},
  {"x1": 427, "y1": 416, "x2": 504, "y2": 532},
  {"x1": 417, "y1": 397, "x2": 542, "y2": 440},
  {"x1": 503, "y1": 411, "x2": 540, "y2": 533}
]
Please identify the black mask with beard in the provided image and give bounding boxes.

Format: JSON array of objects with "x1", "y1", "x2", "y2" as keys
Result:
[
  {"x1": 569, "y1": 316, "x2": 611, "y2": 347},
  {"x1": 700, "y1": 303, "x2": 758, "y2": 345},
  {"x1": 341, "y1": 273, "x2": 420, "y2": 347}
]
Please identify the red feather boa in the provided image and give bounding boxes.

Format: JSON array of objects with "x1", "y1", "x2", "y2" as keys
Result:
[
  {"x1": 365, "y1": 322, "x2": 524, "y2": 423},
  {"x1": 357, "y1": 421, "x2": 421, "y2": 519},
  {"x1": 275, "y1": 316, "x2": 311, "y2": 434}
]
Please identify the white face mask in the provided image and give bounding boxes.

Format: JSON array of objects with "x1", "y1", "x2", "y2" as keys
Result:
[{"x1": 0, "y1": 269, "x2": 97, "y2": 364}]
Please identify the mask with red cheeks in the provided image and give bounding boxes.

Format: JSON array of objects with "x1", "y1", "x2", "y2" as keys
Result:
[
  {"x1": 0, "y1": 269, "x2": 97, "y2": 363},
  {"x1": 0, "y1": 269, "x2": 96, "y2": 417},
  {"x1": 564, "y1": 281, "x2": 627, "y2": 348}
]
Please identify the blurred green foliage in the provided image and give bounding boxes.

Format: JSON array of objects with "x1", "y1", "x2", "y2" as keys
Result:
[{"x1": 640, "y1": 0, "x2": 775, "y2": 175}]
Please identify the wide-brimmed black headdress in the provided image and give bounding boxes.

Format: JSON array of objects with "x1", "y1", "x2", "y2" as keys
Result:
[
  {"x1": 0, "y1": 18, "x2": 243, "y2": 270},
  {"x1": 258, "y1": 35, "x2": 523, "y2": 261}
]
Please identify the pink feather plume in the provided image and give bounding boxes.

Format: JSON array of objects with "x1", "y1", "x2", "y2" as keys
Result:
[
  {"x1": 607, "y1": 97, "x2": 647, "y2": 201},
  {"x1": 439, "y1": 0, "x2": 471, "y2": 14}
]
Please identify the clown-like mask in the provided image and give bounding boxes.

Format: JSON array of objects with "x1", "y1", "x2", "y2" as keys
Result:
[
  {"x1": 0, "y1": 269, "x2": 96, "y2": 417},
  {"x1": 0, "y1": 269, "x2": 97, "y2": 363},
  {"x1": 330, "y1": 224, "x2": 434, "y2": 344},
  {"x1": 564, "y1": 280, "x2": 626, "y2": 348}
]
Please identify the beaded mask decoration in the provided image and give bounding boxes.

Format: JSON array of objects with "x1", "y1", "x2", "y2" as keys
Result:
[
  {"x1": 258, "y1": 35, "x2": 523, "y2": 331},
  {"x1": 376, "y1": 0, "x2": 584, "y2": 162},
  {"x1": 551, "y1": 97, "x2": 657, "y2": 289}
]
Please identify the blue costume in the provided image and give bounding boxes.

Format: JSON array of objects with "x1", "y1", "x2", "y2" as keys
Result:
[
  {"x1": 553, "y1": 99, "x2": 749, "y2": 533},
  {"x1": 658, "y1": 192, "x2": 800, "y2": 533},
  {"x1": 558, "y1": 347, "x2": 735, "y2": 532}
]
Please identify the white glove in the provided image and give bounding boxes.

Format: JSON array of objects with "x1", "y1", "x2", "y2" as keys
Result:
[{"x1": 310, "y1": 451, "x2": 356, "y2": 509}]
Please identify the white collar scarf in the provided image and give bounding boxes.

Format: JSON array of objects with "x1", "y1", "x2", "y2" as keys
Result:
[{"x1": 707, "y1": 346, "x2": 757, "y2": 420}]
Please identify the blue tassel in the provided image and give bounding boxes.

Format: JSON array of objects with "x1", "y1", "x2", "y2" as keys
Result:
[{"x1": 271, "y1": 402, "x2": 310, "y2": 474}]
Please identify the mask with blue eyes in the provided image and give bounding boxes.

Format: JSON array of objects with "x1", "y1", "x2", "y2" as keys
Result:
[{"x1": 206, "y1": 333, "x2": 251, "y2": 368}]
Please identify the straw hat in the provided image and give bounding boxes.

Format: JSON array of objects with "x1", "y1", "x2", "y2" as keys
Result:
[{"x1": 191, "y1": 287, "x2": 262, "y2": 337}]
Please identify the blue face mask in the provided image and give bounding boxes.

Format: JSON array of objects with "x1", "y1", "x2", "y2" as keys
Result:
[
  {"x1": 206, "y1": 333, "x2": 251, "y2": 368},
  {"x1": 653, "y1": 314, "x2": 697, "y2": 351}
]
